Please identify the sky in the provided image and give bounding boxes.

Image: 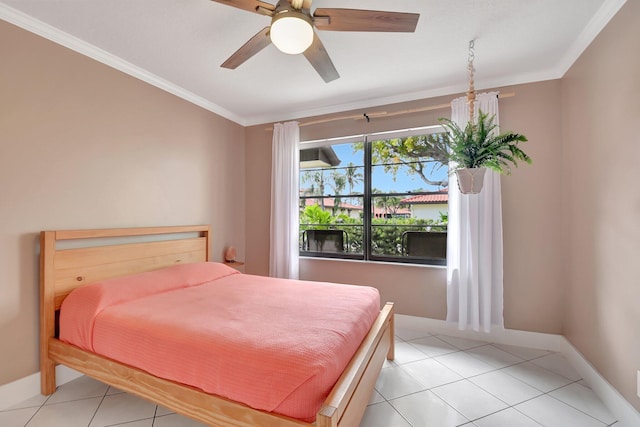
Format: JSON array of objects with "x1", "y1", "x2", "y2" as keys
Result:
[{"x1": 329, "y1": 142, "x2": 448, "y2": 195}]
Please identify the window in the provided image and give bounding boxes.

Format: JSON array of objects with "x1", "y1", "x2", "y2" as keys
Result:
[{"x1": 299, "y1": 126, "x2": 449, "y2": 265}]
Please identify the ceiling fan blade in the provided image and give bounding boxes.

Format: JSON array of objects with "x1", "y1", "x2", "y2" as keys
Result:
[
  {"x1": 313, "y1": 8, "x2": 419, "y2": 32},
  {"x1": 221, "y1": 27, "x2": 271, "y2": 69},
  {"x1": 303, "y1": 32, "x2": 339, "y2": 83},
  {"x1": 210, "y1": 0, "x2": 275, "y2": 16}
]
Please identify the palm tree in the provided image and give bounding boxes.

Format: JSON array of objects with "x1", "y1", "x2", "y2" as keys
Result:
[
  {"x1": 375, "y1": 195, "x2": 402, "y2": 217},
  {"x1": 329, "y1": 171, "x2": 347, "y2": 216},
  {"x1": 372, "y1": 189, "x2": 401, "y2": 218},
  {"x1": 302, "y1": 170, "x2": 327, "y2": 209},
  {"x1": 344, "y1": 162, "x2": 363, "y2": 205}
]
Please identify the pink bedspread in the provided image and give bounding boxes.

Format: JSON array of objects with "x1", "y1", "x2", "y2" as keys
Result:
[{"x1": 60, "y1": 262, "x2": 380, "y2": 422}]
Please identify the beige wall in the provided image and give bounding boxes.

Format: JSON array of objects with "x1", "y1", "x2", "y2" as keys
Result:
[
  {"x1": 246, "y1": 80, "x2": 565, "y2": 331},
  {"x1": 0, "y1": 21, "x2": 246, "y2": 385},
  {"x1": 561, "y1": 0, "x2": 640, "y2": 412}
]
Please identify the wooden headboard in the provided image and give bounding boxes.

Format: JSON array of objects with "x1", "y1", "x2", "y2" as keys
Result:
[
  {"x1": 39, "y1": 225, "x2": 210, "y2": 392},
  {"x1": 40, "y1": 225, "x2": 211, "y2": 310}
]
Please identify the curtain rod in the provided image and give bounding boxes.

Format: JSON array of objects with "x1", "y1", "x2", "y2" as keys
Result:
[{"x1": 265, "y1": 92, "x2": 515, "y2": 131}]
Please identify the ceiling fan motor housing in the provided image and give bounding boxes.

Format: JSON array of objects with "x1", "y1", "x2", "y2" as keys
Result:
[{"x1": 270, "y1": 5, "x2": 314, "y2": 54}]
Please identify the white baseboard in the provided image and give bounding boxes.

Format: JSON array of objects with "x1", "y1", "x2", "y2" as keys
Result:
[
  {"x1": 395, "y1": 314, "x2": 640, "y2": 427},
  {"x1": 559, "y1": 338, "x2": 640, "y2": 427},
  {"x1": 0, "y1": 365, "x2": 82, "y2": 411},
  {"x1": 395, "y1": 315, "x2": 567, "y2": 351}
]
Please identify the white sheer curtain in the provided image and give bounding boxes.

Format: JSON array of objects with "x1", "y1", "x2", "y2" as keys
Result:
[
  {"x1": 446, "y1": 92, "x2": 504, "y2": 332},
  {"x1": 269, "y1": 121, "x2": 300, "y2": 279}
]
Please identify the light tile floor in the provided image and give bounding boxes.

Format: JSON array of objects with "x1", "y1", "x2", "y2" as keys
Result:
[{"x1": 1, "y1": 327, "x2": 618, "y2": 426}]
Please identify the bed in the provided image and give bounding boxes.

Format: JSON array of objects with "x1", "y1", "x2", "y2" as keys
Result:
[{"x1": 40, "y1": 225, "x2": 394, "y2": 427}]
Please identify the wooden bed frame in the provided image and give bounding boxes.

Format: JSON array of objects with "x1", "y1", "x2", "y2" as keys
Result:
[{"x1": 40, "y1": 225, "x2": 395, "y2": 427}]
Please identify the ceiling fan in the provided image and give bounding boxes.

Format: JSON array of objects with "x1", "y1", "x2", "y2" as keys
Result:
[{"x1": 213, "y1": 0, "x2": 420, "y2": 83}]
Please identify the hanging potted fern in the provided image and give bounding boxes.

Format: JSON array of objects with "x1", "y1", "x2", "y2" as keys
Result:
[
  {"x1": 439, "y1": 40, "x2": 531, "y2": 194},
  {"x1": 439, "y1": 110, "x2": 531, "y2": 194}
]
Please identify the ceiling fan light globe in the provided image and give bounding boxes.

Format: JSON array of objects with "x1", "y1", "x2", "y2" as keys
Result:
[{"x1": 270, "y1": 12, "x2": 314, "y2": 54}]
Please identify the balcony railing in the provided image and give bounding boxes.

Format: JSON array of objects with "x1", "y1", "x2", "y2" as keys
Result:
[{"x1": 299, "y1": 222, "x2": 447, "y2": 264}]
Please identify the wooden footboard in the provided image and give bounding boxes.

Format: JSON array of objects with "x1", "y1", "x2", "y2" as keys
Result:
[
  {"x1": 318, "y1": 302, "x2": 394, "y2": 427},
  {"x1": 48, "y1": 339, "x2": 309, "y2": 427},
  {"x1": 40, "y1": 225, "x2": 395, "y2": 427}
]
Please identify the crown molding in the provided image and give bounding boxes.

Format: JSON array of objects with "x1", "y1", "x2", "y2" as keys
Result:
[
  {"x1": 554, "y1": 0, "x2": 627, "y2": 77},
  {"x1": 0, "y1": 4, "x2": 247, "y2": 126}
]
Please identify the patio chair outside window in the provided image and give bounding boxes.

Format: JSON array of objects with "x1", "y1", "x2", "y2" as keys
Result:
[
  {"x1": 303, "y1": 229, "x2": 346, "y2": 253},
  {"x1": 402, "y1": 231, "x2": 447, "y2": 260}
]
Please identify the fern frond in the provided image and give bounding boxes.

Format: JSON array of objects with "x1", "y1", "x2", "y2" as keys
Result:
[{"x1": 438, "y1": 110, "x2": 531, "y2": 174}]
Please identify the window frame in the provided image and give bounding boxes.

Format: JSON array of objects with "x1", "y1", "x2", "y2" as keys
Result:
[{"x1": 299, "y1": 125, "x2": 448, "y2": 266}]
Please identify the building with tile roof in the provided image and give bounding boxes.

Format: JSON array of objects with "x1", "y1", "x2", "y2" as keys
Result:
[{"x1": 400, "y1": 191, "x2": 448, "y2": 221}]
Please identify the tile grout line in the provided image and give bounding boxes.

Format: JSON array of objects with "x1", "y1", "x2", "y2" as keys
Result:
[
  {"x1": 544, "y1": 381, "x2": 614, "y2": 426},
  {"x1": 508, "y1": 404, "x2": 549, "y2": 427},
  {"x1": 152, "y1": 404, "x2": 158, "y2": 426},
  {"x1": 84, "y1": 383, "x2": 111, "y2": 427},
  {"x1": 377, "y1": 381, "x2": 473, "y2": 427},
  {"x1": 470, "y1": 405, "x2": 545, "y2": 426},
  {"x1": 21, "y1": 394, "x2": 50, "y2": 427},
  {"x1": 22, "y1": 387, "x2": 57, "y2": 427}
]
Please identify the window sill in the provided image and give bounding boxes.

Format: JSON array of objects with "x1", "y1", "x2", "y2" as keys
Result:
[{"x1": 299, "y1": 256, "x2": 446, "y2": 270}]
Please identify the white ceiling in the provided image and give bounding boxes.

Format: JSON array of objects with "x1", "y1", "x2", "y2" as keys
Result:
[{"x1": 0, "y1": 0, "x2": 626, "y2": 126}]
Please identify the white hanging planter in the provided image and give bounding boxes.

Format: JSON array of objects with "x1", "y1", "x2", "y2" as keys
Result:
[{"x1": 455, "y1": 167, "x2": 486, "y2": 194}]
